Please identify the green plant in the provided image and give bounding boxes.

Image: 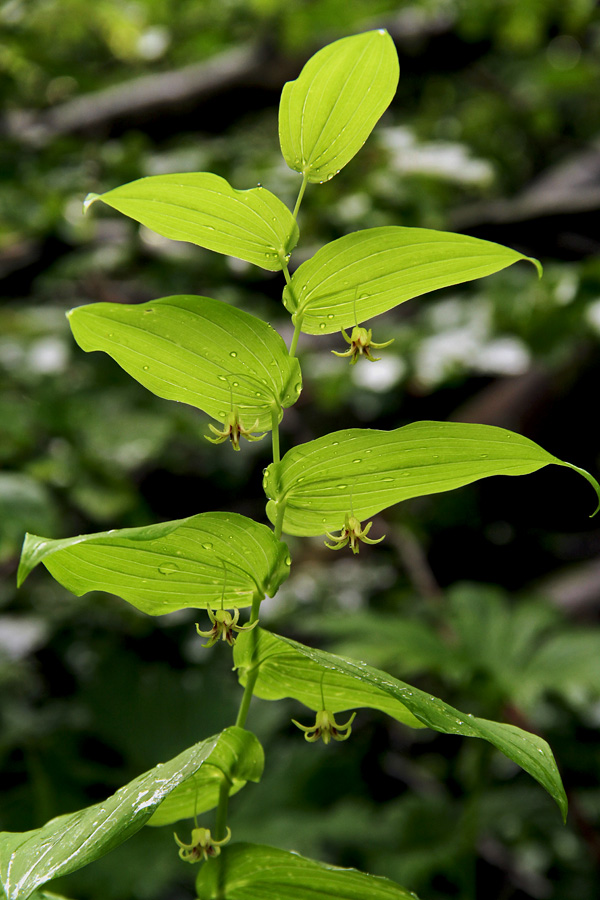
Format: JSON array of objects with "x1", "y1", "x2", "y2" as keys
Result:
[{"x1": 3, "y1": 29, "x2": 599, "y2": 900}]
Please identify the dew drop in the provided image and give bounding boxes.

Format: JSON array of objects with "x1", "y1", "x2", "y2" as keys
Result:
[
  {"x1": 327, "y1": 314, "x2": 334, "y2": 320},
  {"x1": 230, "y1": 351, "x2": 238, "y2": 358},
  {"x1": 294, "y1": 382, "x2": 302, "y2": 393},
  {"x1": 232, "y1": 381, "x2": 239, "y2": 388},
  {"x1": 255, "y1": 391, "x2": 262, "y2": 397},
  {"x1": 285, "y1": 556, "x2": 292, "y2": 566},
  {"x1": 158, "y1": 563, "x2": 179, "y2": 575},
  {"x1": 480, "y1": 453, "x2": 488, "y2": 458},
  {"x1": 218, "y1": 375, "x2": 227, "y2": 382},
  {"x1": 319, "y1": 323, "x2": 326, "y2": 330},
  {"x1": 332, "y1": 441, "x2": 339, "y2": 446},
  {"x1": 108, "y1": 332, "x2": 113, "y2": 337},
  {"x1": 219, "y1": 411, "x2": 226, "y2": 418},
  {"x1": 337, "y1": 483, "x2": 347, "y2": 490},
  {"x1": 352, "y1": 458, "x2": 362, "y2": 464},
  {"x1": 143, "y1": 365, "x2": 149, "y2": 371},
  {"x1": 202, "y1": 542, "x2": 213, "y2": 550},
  {"x1": 143, "y1": 308, "x2": 155, "y2": 314},
  {"x1": 382, "y1": 477, "x2": 393, "y2": 483}
]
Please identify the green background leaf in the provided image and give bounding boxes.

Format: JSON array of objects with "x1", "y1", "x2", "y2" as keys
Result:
[
  {"x1": 234, "y1": 630, "x2": 567, "y2": 820},
  {"x1": 279, "y1": 30, "x2": 399, "y2": 184},
  {"x1": 0, "y1": 729, "x2": 253, "y2": 900},
  {"x1": 147, "y1": 728, "x2": 263, "y2": 827},
  {"x1": 68, "y1": 295, "x2": 302, "y2": 432},
  {"x1": 263, "y1": 421, "x2": 599, "y2": 536},
  {"x1": 18, "y1": 512, "x2": 290, "y2": 614},
  {"x1": 283, "y1": 227, "x2": 541, "y2": 334},
  {"x1": 85, "y1": 173, "x2": 299, "y2": 271},
  {"x1": 196, "y1": 842, "x2": 418, "y2": 900}
]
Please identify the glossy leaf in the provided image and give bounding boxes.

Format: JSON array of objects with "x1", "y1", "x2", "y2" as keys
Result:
[
  {"x1": 196, "y1": 842, "x2": 418, "y2": 900},
  {"x1": 263, "y1": 421, "x2": 600, "y2": 536},
  {"x1": 279, "y1": 30, "x2": 399, "y2": 184},
  {"x1": 68, "y1": 295, "x2": 302, "y2": 432},
  {"x1": 234, "y1": 629, "x2": 568, "y2": 820},
  {"x1": 84, "y1": 173, "x2": 298, "y2": 271},
  {"x1": 18, "y1": 512, "x2": 290, "y2": 614},
  {"x1": 147, "y1": 728, "x2": 263, "y2": 826},
  {"x1": 282, "y1": 226, "x2": 541, "y2": 334},
  {"x1": 0, "y1": 728, "x2": 256, "y2": 900},
  {"x1": 234, "y1": 628, "x2": 422, "y2": 729}
]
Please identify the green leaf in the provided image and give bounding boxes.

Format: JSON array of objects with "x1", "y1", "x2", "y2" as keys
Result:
[
  {"x1": 196, "y1": 842, "x2": 418, "y2": 900},
  {"x1": 84, "y1": 173, "x2": 298, "y2": 271},
  {"x1": 234, "y1": 627, "x2": 423, "y2": 729},
  {"x1": 234, "y1": 629, "x2": 568, "y2": 820},
  {"x1": 68, "y1": 295, "x2": 302, "y2": 432},
  {"x1": 263, "y1": 421, "x2": 600, "y2": 536},
  {"x1": 279, "y1": 30, "x2": 399, "y2": 184},
  {"x1": 282, "y1": 227, "x2": 541, "y2": 334},
  {"x1": 18, "y1": 512, "x2": 290, "y2": 614},
  {"x1": 0, "y1": 728, "x2": 254, "y2": 900},
  {"x1": 147, "y1": 728, "x2": 263, "y2": 827}
]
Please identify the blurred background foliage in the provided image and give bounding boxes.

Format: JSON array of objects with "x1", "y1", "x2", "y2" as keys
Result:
[{"x1": 1, "y1": 1, "x2": 600, "y2": 899}]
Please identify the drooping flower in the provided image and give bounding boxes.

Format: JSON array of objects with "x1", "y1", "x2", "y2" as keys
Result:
[
  {"x1": 196, "y1": 608, "x2": 258, "y2": 648},
  {"x1": 173, "y1": 826, "x2": 232, "y2": 863},
  {"x1": 332, "y1": 326, "x2": 394, "y2": 365},
  {"x1": 292, "y1": 709, "x2": 357, "y2": 745},
  {"x1": 325, "y1": 513, "x2": 385, "y2": 554},
  {"x1": 206, "y1": 408, "x2": 265, "y2": 451}
]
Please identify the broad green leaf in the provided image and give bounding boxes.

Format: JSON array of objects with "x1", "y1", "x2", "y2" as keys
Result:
[
  {"x1": 196, "y1": 842, "x2": 418, "y2": 900},
  {"x1": 234, "y1": 627, "x2": 423, "y2": 729},
  {"x1": 234, "y1": 630, "x2": 568, "y2": 820},
  {"x1": 147, "y1": 728, "x2": 263, "y2": 826},
  {"x1": 0, "y1": 728, "x2": 254, "y2": 900},
  {"x1": 84, "y1": 173, "x2": 298, "y2": 271},
  {"x1": 282, "y1": 226, "x2": 541, "y2": 334},
  {"x1": 68, "y1": 295, "x2": 302, "y2": 432},
  {"x1": 279, "y1": 30, "x2": 399, "y2": 184},
  {"x1": 18, "y1": 512, "x2": 290, "y2": 614},
  {"x1": 263, "y1": 421, "x2": 600, "y2": 536}
]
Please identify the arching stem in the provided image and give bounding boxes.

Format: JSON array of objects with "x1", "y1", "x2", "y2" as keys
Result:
[
  {"x1": 293, "y1": 172, "x2": 309, "y2": 221},
  {"x1": 271, "y1": 408, "x2": 281, "y2": 465}
]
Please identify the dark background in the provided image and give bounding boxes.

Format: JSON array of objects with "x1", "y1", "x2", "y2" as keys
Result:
[{"x1": 1, "y1": 2, "x2": 600, "y2": 899}]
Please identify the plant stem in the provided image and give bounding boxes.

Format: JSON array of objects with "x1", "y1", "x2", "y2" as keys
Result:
[
  {"x1": 234, "y1": 594, "x2": 262, "y2": 730},
  {"x1": 274, "y1": 502, "x2": 285, "y2": 542},
  {"x1": 292, "y1": 172, "x2": 309, "y2": 221},
  {"x1": 289, "y1": 318, "x2": 302, "y2": 358},
  {"x1": 234, "y1": 665, "x2": 259, "y2": 730},
  {"x1": 271, "y1": 408, "x2": 280, "y2": 464},
  {"x1": 214, "y1": 776, "x2": 230, "y2": 841}
]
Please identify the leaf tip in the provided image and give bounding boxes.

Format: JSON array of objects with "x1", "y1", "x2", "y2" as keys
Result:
[
  {"x1": 561, "y1": 462, "x2": 600, "y2": 517},
  {"x1": 526, "y1": 255, "x2": 543, "y2": 278},
  {"x1": 17, "y1": 533, "x2": 33, "y2": 587},
  {"x1": 83, "y1": 192, "x2": 101, "y2": 214}
]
